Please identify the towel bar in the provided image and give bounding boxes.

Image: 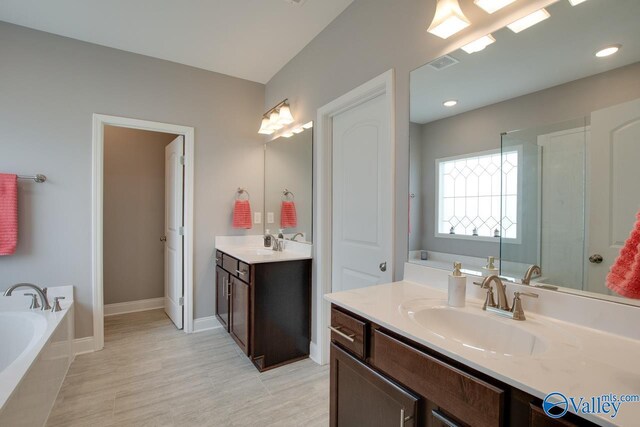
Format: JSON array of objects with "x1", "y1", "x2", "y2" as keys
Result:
[{"x1": 17, "y1": 174, "x2": 47, "y2": 183}]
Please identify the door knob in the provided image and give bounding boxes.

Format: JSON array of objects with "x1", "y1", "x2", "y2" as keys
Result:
[
  {"x1": 589, "y1": 254, "x2": 603, "y2": 264},
  {"x1": 379, "y1": 262, "x2": 387, "y2": 272},
  {"x1": 160, "y1": 236, "x2": 167, "y2": 242}
]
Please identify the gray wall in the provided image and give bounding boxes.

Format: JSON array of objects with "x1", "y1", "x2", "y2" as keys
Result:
[
  {"x1": 0, "y1": 22, "x2": 265, "y2": 338},
  {"x1": 408, "y1": 122, "x2": 423, "y2": 251},
  {"x1": 103, "y1": 126, "x2": 176, "y2": 305},
  {"x1": 415, "y1": 62, "x2": 640, "y2": 260}
]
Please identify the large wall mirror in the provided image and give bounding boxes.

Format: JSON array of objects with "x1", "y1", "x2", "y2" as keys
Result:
[
  {"x1": 264, "y1": 126, "x2": 313, "y2": 243},
  {"x1": 409, "y1": 0, "x2": 640, "y2": 305}
]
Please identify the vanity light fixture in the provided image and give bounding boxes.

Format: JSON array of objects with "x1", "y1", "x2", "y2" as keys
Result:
[
  {"x1": 595, "y1": 44, "x2": 621, "y2": 58},
  {"x1": 506, "y1": 8, "x2": 550, "y2": 33},
  {"x1": 443, "y1": 100, "x2": 458, "y2": 107},
  {"x1": 258, "y1": 118, "x2": 275, "y2": 135},
  {"x1": 474, "y1": 0, "x2": 516, "y2": 14},
  {"x1": 302, "y1": 121, "x2": 313, "y2": 129},
  {"x1": 568, "y1": 0, "x2": 588, "y2": 5},
  {"x1": 292, "y1": 127, "x2": 304, "y2": 134},
  {"x1": 258, "y1": 99, "x2": 295, "y2": 135},
  {"x1": 282, "y1": 131, "x2": 295, "y2": 138},
  {"x1": 461, "y1": 34, "x2": 496, "y2": 54},
  {"x1": 427, "y1": 0, "x2": 471, "y2": 39}
]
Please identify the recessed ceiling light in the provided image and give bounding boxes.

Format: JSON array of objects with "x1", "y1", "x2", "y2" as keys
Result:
[
  {"x1": 474, "y1": 0, "x2": 517, "y2": 14},
  {"x1": 568, "y1": 0, "x2": 588, "y2": 5},
  {"x1": 427, "y1": 0, "x2": 471, "y2": 39},
  {"x1": 595, "y1": 45, "x2": 621, "y2": 58},
  {"x1": 461, "y1": 34, "x2": 496, "y2": 54},
  {"x1": 443, "y1": 100, "x2": 458, "y2": 107},
  {"x1": 507, "y1": 8, "x2": 550, "y2": 33}
]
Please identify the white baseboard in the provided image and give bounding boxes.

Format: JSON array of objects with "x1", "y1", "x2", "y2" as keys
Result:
[
  {"x1": 309, "y1": 341, "x2": 322, "y2": 364},
  {"x1": 193, "y1": 316, "x2": 222, "y2": 332},
  {"x1": 104, "y1": 297, "x2": 164, "y2": 317},
  {"x1": 73, "y1": 337, "x2": 95, "y2": 355}
]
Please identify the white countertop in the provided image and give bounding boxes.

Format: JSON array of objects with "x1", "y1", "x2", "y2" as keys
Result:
[
  {"x1": 215, "y1": 235, "x2": 312, "y2": 264},
  {"x1": 216, "y1": 244, "x2": 312, "y2": 264},
  {"x1": 325, "y1": 280, "x2": 640, "y2": 426}
]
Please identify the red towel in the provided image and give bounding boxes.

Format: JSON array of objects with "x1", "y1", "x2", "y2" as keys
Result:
[
  {"x1": 606, "y1": 211, "x2": 640, "y2": 299},
  {"x1": 232, "y1": 199, "x2": 252, "y2": 229},
  {"x1": 0, "y1": 174, "x2": 18, "y2": 256},
  {"x1": 280, "y1": 201, "x2": 297, "y2": 228}
]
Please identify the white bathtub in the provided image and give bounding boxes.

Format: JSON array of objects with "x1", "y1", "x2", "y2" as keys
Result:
[{"x1": 0, "y1": 288, "x2": 74, "y2": 427}]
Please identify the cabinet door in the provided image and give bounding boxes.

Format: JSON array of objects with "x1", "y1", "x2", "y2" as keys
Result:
[
  {"x1": 215, "y1": 267, "x2": 229, "y2": 331},
  {"x1": 330, "y1": 343, "x2": 418, "y2": 427},
  {"x1": 230, "y1": 276, "x2": 250, "y2": 355}
]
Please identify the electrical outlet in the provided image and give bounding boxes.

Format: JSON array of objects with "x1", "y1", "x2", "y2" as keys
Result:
[
  {"x1": 254, "y1": 212, "x2": 261, "y2": 224},
  {"x1": 267, "y1": 212, "x2": 274, "y2": 224}
]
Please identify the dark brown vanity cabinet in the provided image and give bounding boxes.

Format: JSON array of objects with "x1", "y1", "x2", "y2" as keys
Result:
[
  {"x1": 330, "y1": 305, "x2": 597, "y2": 427},
  {"x1": 215, "y1": 250, "x2": 311, "y2": 371}
]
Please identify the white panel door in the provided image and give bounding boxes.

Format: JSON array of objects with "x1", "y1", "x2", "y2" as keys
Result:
[
  {"x1": 587, "y1": 98, "x2": 640, "y2": 294},
  {"x1": 165, "y1": 135, "x2": 184, "y2": 329},
  {"x1": 332, "y1": 94, "x2": 393, "y2": 292}
]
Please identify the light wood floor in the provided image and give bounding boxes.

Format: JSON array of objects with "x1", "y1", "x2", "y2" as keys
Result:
[{"x1": 46, "y1": 309, "x2": 329, "y2": 426}]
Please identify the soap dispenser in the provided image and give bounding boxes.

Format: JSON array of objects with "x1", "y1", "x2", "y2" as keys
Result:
[
  {"x1": 482, "y1": 256, "x2": 499, "y2": 275},
  {"x1": 264, "y1": 229, "x2": 272, "y2": 247},
  {"x1": 448, "y1": 262, "x2": 466, "y2": 308}
]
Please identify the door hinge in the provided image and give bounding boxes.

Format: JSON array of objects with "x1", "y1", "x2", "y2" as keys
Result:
[
  {"x1": 179, "y1": 226, "x2": 185, "y2": 236},
  {"x1": 178, "y1": 297, "x2": 184, "y2": 306},
  {"x1": 179, "y1": 155, "x2": 185, "y2": 165}
]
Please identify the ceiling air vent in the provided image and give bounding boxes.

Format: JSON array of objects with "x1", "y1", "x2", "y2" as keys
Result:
[{"x1": 427, "y1": 54, "x2": 459, "y2": 71}]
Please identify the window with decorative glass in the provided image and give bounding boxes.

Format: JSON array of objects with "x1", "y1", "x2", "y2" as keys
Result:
[{"x1": 435, "y1": 148, "x2": 520, "y2": 242}]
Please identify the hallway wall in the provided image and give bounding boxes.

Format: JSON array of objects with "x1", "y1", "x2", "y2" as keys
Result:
[{"x1": 103, "y1": 126, "x2": 176, "y2": 305}]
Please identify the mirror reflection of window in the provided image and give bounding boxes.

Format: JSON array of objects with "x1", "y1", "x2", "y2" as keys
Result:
[{"x1": 408, "y1": 0, "x2": 640, "y2": 304}]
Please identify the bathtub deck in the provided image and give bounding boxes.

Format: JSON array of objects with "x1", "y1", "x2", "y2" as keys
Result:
[{"x1": 46, "y1": 309, "x2": 329, "y2": 426}]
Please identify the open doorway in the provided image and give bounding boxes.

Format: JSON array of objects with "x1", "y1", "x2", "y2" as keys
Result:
[
  {"x1": 103, "y1": 125, "x2": 182, "y2": 331},
  {"x1": 92, "y1": 114, "x2": 195, "y2": 352}
]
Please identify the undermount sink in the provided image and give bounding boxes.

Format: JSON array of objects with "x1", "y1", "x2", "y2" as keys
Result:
[
  {"x1": 254, "y1": 249, "x2": 275, "y2": 256},
  {"x1": 235, "y1": 247, "x2": 275, "y2": 256},
  {"x1": 402, "y1": 302, "x2": 548, "y2": 357}
]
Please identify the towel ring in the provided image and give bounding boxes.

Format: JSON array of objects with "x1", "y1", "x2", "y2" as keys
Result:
[
  {"x1": 282, "y1": 189, "x2": 295, "y2": 201},
  {"x1": 236, "y1": 187, "x2": 250, "y2": 200}
]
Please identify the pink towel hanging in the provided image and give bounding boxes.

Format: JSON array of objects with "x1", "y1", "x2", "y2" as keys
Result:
[
  {"x1": 606, "y1": 211, "x2": 640, "y2": 299},
  {"x1": 232, "y1": 199, "x2": 252, "y2": 229},
  {"x1": 0, "y1": 173, "x2": 18, "y2": 256},
  {"x1": 280, "y1": 201, "x2": 298, "y2": 228}
]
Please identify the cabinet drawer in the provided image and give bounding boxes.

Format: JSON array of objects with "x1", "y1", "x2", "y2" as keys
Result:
[
  {"x1": 237, "y1": 261, "x2": 250, "y2": 282},
  {"x1": 215, "y1": 251, "x2": 223, "y2": 267},
  {"x1": 222, "y1": 253, "x2": 238, "y2": 275},
  {"x1": 371, "y1": 329, "x2": 504, "y2": 427},
  {"x1": 330, "y1": 307, "x2": 366, "y2": 359}
]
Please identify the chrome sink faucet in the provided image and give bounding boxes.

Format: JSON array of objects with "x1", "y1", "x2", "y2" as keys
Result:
[
  {"x1": 522, "y1": 264, "x2": 541, "y2": 285},
  {"x1": 290, "y1": 232, "x2": 304, "y2": 242},
  {"x1": 481, "y1": 275, "x2": 510, "y2": 311},
  {"x1": 474, "y1": 275, "x2": 538, "y2": 321},
  {"x1": 3, "y1": 283, "x2": 51, "y2": 310},
  {"x1": 265, "y1": 234, "x2": 283, "y2": 251}
]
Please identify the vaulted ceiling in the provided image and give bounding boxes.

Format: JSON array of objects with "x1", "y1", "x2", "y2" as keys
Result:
[{"x1": 0, "y1": 0, "x2": 354, "y2": 83}]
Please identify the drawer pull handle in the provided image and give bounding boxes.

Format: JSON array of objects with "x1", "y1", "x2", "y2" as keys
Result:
[
  {"x1": 328, "y1": 326, "x2": 355, "y2": 342},
  {"x1": 236, "y1": 269, "x2": 247, "y2": 276},
  {"x1": 222, "y1": 277, "x2": 227, "y2": 298},
  {"x1": 400, "y1": 409, "x2": 413, "y2": 426},
  {"x1": 431, "y1": 409, "x2": 459, "y2": 427}
]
